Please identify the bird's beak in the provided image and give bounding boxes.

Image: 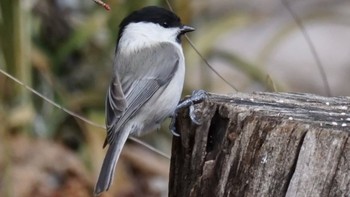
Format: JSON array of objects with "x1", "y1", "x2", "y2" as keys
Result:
[{"x1": 180, "y1": 25, "x2": 195, "y2": 34}]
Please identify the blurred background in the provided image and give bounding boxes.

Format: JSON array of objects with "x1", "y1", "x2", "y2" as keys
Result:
[{"x1": 0, "y1": 0, "x2": 350, "y2": 196}]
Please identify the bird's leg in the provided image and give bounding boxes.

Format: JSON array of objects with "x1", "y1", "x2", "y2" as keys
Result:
[{"x1": 169, "y1": 90, "x2": 208, "y2": 136}]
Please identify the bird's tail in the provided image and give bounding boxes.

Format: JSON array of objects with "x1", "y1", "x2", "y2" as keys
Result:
[{"x1": 94, "y1": 130, "x2": 129, "y2": 196}]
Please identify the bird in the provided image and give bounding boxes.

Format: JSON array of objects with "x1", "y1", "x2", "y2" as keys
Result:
[{"x1": 94, "y1": 6, "x2": 195, "y2": 195}]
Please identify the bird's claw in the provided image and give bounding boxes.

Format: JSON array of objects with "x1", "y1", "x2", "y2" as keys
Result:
[
  {"x1": 176, "y1": 90, "x2": 208, "y2": 110},
  {"x1": 189, "y1": 105, "x2": 202, "y2": 125},
  {"x1": 169, "y1": 116, "x2": 180, "y2": 137},
  {"x1": 169, "y1": 90, "x2": 208, "y2": 136}
]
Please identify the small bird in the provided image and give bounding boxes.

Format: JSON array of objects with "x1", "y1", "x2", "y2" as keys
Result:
[{"x1": 94, "y1": 6, "x2": 194, "y2": 195}]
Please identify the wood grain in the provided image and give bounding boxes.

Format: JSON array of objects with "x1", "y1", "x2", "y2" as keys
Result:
[{"x1": 169, "y1": 92, "x2": 350, "y2": 197}]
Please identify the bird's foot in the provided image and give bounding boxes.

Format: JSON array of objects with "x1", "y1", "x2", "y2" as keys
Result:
[{"x1": 169, "y1": 90, "x2": 208, "y2": 136}]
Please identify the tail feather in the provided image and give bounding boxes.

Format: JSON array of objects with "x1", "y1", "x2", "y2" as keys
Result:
[{"x1": 94, "y1": 130, "x2": 129, "y2": 196}]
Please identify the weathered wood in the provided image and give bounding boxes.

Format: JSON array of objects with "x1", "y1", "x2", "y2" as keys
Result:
[{"x1": 169, "y1": 92, "x2": 350, "y2": 197}]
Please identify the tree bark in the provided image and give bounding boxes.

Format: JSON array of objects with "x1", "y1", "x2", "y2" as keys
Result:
[{"x1": 169, "y1": 92, "x2": 350, "y2": 197}]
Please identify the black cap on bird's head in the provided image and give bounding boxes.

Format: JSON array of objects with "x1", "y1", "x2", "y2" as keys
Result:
[{"x1": 117, "y1": 6, "x2": 194, "y2": 42}]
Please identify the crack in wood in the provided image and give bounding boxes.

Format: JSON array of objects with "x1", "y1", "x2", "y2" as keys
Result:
[{"x1": 169, "y1": 92, "x2": 350, "y2": 197}]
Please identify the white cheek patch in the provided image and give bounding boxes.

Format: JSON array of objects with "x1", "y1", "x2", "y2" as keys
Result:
[{"x1": 118, "y1": 22, "x2": 180, "y2": 53}]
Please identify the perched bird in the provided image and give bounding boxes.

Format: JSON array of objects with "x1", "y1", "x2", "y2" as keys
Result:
[{"x1": 94, "y1": 6, "x2": 194, "y2": 195}]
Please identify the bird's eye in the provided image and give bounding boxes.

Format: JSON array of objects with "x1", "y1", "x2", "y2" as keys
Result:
[{"x1": 162, "y1": 22, "x2": 169, "y2": 27}]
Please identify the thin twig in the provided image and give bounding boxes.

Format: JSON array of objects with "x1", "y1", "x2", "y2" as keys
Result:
[
  {"x1": 92, "y1": 0, "x2": 111, "y2": 11},
  {"x1": 185, "y1": 35, "x2": 239, "y2": 91},
  {"x1": 0, "y1": 68, "x2": 170, "y2": 159},
  {"x1": 281, "y1": 0, "x2": 332, "y2": 96},
  {"x1": 165, "y1": 0, "x2": 238, "y2": 92}
]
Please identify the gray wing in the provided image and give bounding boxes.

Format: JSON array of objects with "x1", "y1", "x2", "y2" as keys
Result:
[{"x1": 104, "y1": 43, "x2": 180, "y2": 146}]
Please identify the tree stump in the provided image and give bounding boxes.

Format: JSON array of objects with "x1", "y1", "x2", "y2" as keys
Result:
[{"x1": 169, "y1": 92, "x2": 350, "y2": 197}]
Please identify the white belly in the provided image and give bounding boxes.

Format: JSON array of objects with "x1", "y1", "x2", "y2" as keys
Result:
[{"x1": 129, "y1": 58, "x2": 185, "y2": 136}]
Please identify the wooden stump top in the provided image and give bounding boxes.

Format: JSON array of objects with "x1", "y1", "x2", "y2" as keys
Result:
[{"x1": 169, "y1": 92, "x2": 350, "y2": 197}]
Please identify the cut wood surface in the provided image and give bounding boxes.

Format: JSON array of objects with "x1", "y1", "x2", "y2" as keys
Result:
[{"x1": 169, "y1": 92, "x2": 350, "y2": 197}]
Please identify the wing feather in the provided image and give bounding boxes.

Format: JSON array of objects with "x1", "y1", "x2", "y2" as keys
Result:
[{"x1": 104, "y1": 43, "x2": 180, "y2": 146}]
